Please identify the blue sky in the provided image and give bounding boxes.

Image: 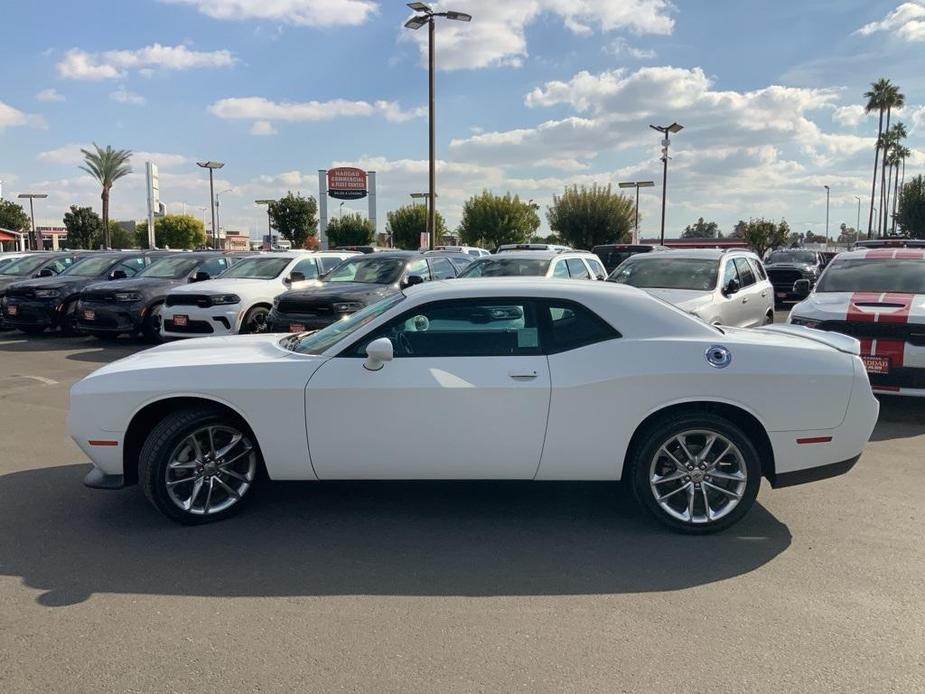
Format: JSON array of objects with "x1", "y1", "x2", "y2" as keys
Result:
[{"x1": 1, "y1": 0, "x2": 923, "y2": 239}]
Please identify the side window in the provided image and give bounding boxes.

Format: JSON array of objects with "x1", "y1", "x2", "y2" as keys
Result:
[
  {"x1": 429, "y1": 257, "x2": 456, "y2": 280},
  {"x1": 318, "y1": 256, "x2": 344, "y2": 274},
  {"x1": 117, "y1": 258, "x2": 147, "y2": 276},
  {"x1": 543, "y1": 300, "x2": 620, "y2": 353},
  {"x1": 566, "y1": 258, "x2": 590, "y2": 279},
  {"x1": 198, "y1": 257, "x2": 228, "y2": 278},
  {"x1": 587, "y1": 258, "x2": 607, "y2": 280},
  {"x1": 405, "y1": 258, "x2": 431, "y2": 282},
  {"x1": 552, "y1": 260, "x2": 570, "y2": 278},
  {"x1": 723, "y1": 259, "x2": 740, "y2": 289},
  {"x1": 47, "y1": 258, "x2": 74, "y2": 274},
  {"x1": 749, "y1": 258, "x2": 767, "y2": 281},
  {"x1": 733, "y1": 257, "x2": 756, "y2": 287},
  {"x1": 353, "y1": 300, "x2": 540, "y2": 358},
  {"x1": 291, "y1": 257, "x2": 320, "y2": 279}
]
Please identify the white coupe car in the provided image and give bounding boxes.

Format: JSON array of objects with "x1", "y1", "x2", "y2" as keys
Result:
[
  {"x1": 69, "y1": 279, "x2": 878, "y2": 533},
  {"x1": 160, "y1": 251, "x2": 356, "y2": 337}
]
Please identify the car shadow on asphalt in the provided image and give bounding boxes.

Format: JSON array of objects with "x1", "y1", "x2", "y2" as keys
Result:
[
  {"x1": 870, "y1": 396, "x2": 925, "y2": 442},
  {"x1": 0, "y1": 464, "x2": 792, "y2": 607},
  {"x1": 0, "y1": 332, "x2": 150, "y2": 362}
]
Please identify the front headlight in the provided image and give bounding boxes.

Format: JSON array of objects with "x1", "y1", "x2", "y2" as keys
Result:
[
  {"x1": 790, "y1": 315, "x2": 821, "y2": 329},
  {"x1": 113, "y1": 292, "x2": 143, "y2": 302},
  {"x1": 210, "y1": 294, "x2": 240, "y2": 305},
  {"x1": 332, "y1": 301, "x2": 364, "y2": 313},
  {"x1": 35, "y1": 289, "x2": 60, "y2": 298}
]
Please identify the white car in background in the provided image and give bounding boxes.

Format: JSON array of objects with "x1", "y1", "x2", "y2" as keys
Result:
[
  {"x1": 160, "y1": 251, "x2": 356, "y2": 337},
  {"x1": 433, "y1": 245, "x2": 491, "y2": 258},
  {"x1": 458, "y1": 250, "x2": 608, "y2": 280},
  {"x1": 71, "y1": 279, "x2": 877, "y2": 533},
  {"x1": 609, "y1": 249, "x2": 775, "y2": 327}
]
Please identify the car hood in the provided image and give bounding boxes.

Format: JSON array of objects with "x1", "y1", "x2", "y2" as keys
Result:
[
  {"x1": 86, "y1": 334, "x2": 312, "y2": 379},
  {"x1": 791, "y1": 291, "x2": 925, "y2": 322},
  {"x1": 170, "y1": 278, "x2": 274, "y2": 295},
  {"x1": 765, "y1": 263, "x2": 816, "y2": 272},
  {"x1": 83, "y1": 277, "x2": 182, "y2": 294},
  {"x1": 643, "y1": 288, "x2": 715, "y2": 313},
  {"x1": 283, "y1": 282, "x2": 396, "y2": 304},
  {"x1": 5, "y1": 275, "x2": 103, "y2": 293}
]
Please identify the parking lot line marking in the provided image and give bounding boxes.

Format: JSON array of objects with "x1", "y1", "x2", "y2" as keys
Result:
[{"x1": 14, "y1": 375, "x2": 59, "y2": 386}]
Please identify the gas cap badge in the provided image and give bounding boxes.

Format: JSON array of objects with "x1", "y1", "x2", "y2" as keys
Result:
[{"x1": 705, "y1": 345, "x2": 733, "y2": 368}]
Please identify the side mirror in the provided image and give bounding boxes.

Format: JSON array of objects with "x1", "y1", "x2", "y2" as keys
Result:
[
  {"x1": 192, "y1": 271, "x2": 211, "y2": 283},
  {"x1": 793, "y1": 279, "x2": 811, "y2": 297},
  {"x1": 400, "y1": 274, "x2": 425, "y2": 289},
  {"x1": 364, "y1": 337, "x2": 394, "y2": 371},
  {"x1": 286, "y1": 271, "x2": 306, "y2": 284},
  {"x1": 724, "y1": 278, "x2": 740, "y2": 295},
  {"x1": 38, "y1": 268, "x2": 55, "y2": 278},
  {"x1": 110, "y1": 269, "x2": 127, "y2": 280}
]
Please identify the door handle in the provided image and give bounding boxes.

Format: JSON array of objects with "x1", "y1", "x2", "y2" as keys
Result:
[
  {"x1": 508, "y1": 371, "x2": 538, "y2": 380},
  {"x1": 742, "y1": 297, "x2": 749, "y2": 303}
]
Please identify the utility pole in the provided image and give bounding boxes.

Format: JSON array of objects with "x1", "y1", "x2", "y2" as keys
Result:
[{"x1": 649, "y1": 123, "x2": 683, "y2": 244}]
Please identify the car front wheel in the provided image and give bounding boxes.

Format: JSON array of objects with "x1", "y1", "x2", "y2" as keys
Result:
[
  {"x1": 139, "y1": 408, "x2": 260, "y2": 524},
  {"x1": 630, "y1": 414, "x2": 761, "y2": 534}
]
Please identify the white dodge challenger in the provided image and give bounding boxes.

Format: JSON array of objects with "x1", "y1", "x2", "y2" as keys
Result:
[{"x1": 69, "y1": 279, "x2": 879, "y2": 533}]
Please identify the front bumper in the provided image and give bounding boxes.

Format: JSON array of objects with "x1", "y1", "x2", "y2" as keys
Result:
[
  {"x1": 75, "y1": 299, "x2": 145, "y2": 334},
  {"x1": 267, "y1": 307, "x2": 341, "y2": 333},
  {"x1": 161, "y1": 304, "x2": 240, "y2": 337},
  {"x1": 2, "y1": 298, "x2": 58, "y2": 327}
]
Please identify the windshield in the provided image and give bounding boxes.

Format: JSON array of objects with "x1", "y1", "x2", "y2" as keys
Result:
[
  {"x1": 289, "y1": 293, "x2": 406, "y2": 354},
  {"x1": 222, "y1": 257, "x2": 290, "y2": 280},
  {"x1": 139, "y1": 256, "x2": 199, "y2": 279},
  {"x1": 0, "y1": 255, "x2": 52, "y2": 276},
  {"x1": 767, "y1": 251, "x2": 816, "y2": 264},
  {"x1": 324, "y1": 257, "x2": 405, "y2": 284},
  {"x1": 609, "y1": 257, "x2": 719, "y2": 291},
  {"x1": 61, "y1": 255, "x2": 119, "y2": 277},
  {"x1": 458, "y1": 257, "x2": 550, "y2": 277},
  {"x1": 815, "y1": 259, "x2": 925, "y2": 294}
]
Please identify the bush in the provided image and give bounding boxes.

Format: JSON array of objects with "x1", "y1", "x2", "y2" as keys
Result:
[{"x1": 326, "y1": 213, "x2": 375, "y2": 247}]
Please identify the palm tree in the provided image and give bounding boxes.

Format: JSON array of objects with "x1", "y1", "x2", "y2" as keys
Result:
[
  {"x1": 882, "y1": 122, "x2": 907, "y2": 233},
  {"x1": 891, "y1": 144, "x2": 911, "y2": 235},
  {"x1": 864, "y1": 79, "x2": 893, "y2": 238},
  {"x1": 879, "y1": 84, "x2": 904, "y2": 236},
  {"x1": 79, "y1": 143, "x2": 133, "y2": 248}
]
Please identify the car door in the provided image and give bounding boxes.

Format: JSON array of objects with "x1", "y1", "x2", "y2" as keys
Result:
[
  {"x1": 733, "y1": 257, "x2": 765, "y2": 327},
  {"x1": 428, "y1": 256, "x2": 457, "y2": 280},
  {"x1": 717, "y1": 258, "x2": 747, "y2": 327},
  {"x1": 288, "y1": 256, "x2": 320, "y2": 288},
  {"x1": 748, "y1": 257, "x2": 774, "y2": 320},
  {"x1": 305, "y1": 298, "x2": 551, "y2": 479},
  {"x1": 551, "y1": 259, "x2": 570, "y2": 278},
  {"x1": 586, "y1": 257, "x2": 607, "y2": 281},
  {"x1": 566, "y1": 258, "x2": 591, "y2": 280}
]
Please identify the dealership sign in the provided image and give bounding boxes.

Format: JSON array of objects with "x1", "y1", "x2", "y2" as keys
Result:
[{"x1": 327, "y1": 167, "x2": 368, "y2": 200}]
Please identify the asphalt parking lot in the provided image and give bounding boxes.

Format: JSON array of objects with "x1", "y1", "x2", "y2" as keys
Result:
[{"x1": 1, "y1": 315, "x2": 924, "y2": 693}]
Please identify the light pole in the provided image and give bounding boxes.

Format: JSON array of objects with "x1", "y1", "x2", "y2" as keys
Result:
[
  {"x1": 255, "y1": 199, "x2": 274, "y2": 248},
  {"x1": 404, "y1": 2, "x2": 472, "y2": 251},
  {"x1": 618, "y1": 181, "x2": 655, "y2": 244},
  {"x1": 649, "y1": 123, "x2": 683, "y2": 245},
  {"x1": 197, "y1": 161, "x2": 224, "y2": 249},
  {"x1": 854, "y1": 195, "x2": 861, "y2": 238},
  {"x1": 824, "y1": 185, "x2": 830, "y2": 246},
  {"x1": 339, "y1": 202, "x2": 345, "y2": 219},
  {"x1": 17, "y1": 193, "x2": 48, "y2": 250}
]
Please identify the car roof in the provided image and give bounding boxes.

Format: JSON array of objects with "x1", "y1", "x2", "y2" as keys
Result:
[
  {"x1": 830, "y1": 247, "x2": 925, "y2": 261},
  {"x1": 474, "y1": 250, "x2": 594, "y2": 260},
  {"x1": 342, "y1": 250, "x2": 419, "y2": 259},
  {"x1": 623, "y1": 248, "x2": 757, "y2": 260}
]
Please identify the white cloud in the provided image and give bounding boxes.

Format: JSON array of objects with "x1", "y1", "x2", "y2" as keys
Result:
[
  {"x1": 57, "y1": 44, "x2": 235, "y2": 80},
  {"x1": 0, "y1": 101, "x2": 42, "y2": 130},
  {"x1": 35, "y1": 88, "x2": 65, "y2": 103},
  {"x1": 832, "y1": 104, "x2": 867, "y2": 127},
  {"x1": 162, "y1": 0, "x2": 377, "y2": 26},
  {"x1": 401, "y1": 0, "x2": 674, "y2": 70},
  {"x1": 37, "y1": 143, "x2": 188, "y2": 169},
  {"x1": 911, "y1": 106, "x2": 925, "y2": 132},
  {"x1": 110, "y1": 87, "x2": 146, "y2": 105},
  {"x1": 209, "y1": 97, "x2": 425, "y2": 123},
  {"x1": 605, "y1": 37, "x2": 656, "y2": 59},
  {"x1": 856, "y1": 2, "x2": 925, "y2": 41},
  {"x1": 250, "y1": 120, "x2": 278, "y2": 136}
]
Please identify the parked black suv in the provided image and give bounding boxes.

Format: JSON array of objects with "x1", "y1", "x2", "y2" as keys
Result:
[
  {"x1": 0, "y1": 252, "x2": 88, "y2": 329},
  {"x1": 764, "y1": 249, "x2": 826, "y2": 307},
  {"x1": 3, "y1": 251, "x2": 167, "y2": 334},
  {"x1": 75, "y1": 252, "x2": 233, "y2": 341},
  {"x1": 267, "y1": 251, "x2": 453, "y2": 332},
  {"x1": 591, "y1": 244, "x2": 669, "y2": 274}
]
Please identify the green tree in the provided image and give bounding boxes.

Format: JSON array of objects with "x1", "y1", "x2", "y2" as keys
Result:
[
  {"x1": 546, "y1": 184, "x2": 633, "y2": 249},
  {"x1": 108, "y1": 222, "x2": 138, "y2": 249},
  {"x1": 0, "y1": 200, "x2": 30, "y2": 235},
  {"x1": 79, "y1": 143, "x2": 133, "y2": 248},
  {"x1": 137, "y1": 214, "x2": 206, "y2": 249},
  {"x1": 459, "y1": 191, "x2": 540, "y2": 248},
  {"x1": 729, "y1": 220, "x2": 747, "y2": 239},
  {"x1": 741, "y1": 218, "x2": 791, "y2": 258},
  {"x1": 837, "y1": 223, "x2": 858, "y2": 244},
  {"x1": 386, "y1": 204, "x2": 447, "y2": 249},
  {"x1": 62, "y1": 205, "x2": 102, "y2": 249},
  {"x1": 269, "y1": 191, "x2": 318, "y2": 249},
  {"x1": 683, "y1": 217, "x2": 721, "y2": 239},
  {"x1": 897, "y1": 175, "x2": 925, "y2": 239},
  {"x1": 326, "y1": 213, "x2": 375, "y2": 247}
]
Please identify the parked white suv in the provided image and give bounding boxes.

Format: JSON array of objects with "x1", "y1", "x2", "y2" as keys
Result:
[
  {"x1": 457, "y1": 250, "x2": 608, "y2": 280},
  {"x1": 608, "y1": 249, "x2": 774, "y2": 327},
  {"x1": 160, "y1": 251, "x2": 356, "y2": 337}
]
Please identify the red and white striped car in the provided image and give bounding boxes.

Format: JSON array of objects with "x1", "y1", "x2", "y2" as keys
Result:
[{"x1": 788, "y1": 246, "x2": 925, "y2": 397}]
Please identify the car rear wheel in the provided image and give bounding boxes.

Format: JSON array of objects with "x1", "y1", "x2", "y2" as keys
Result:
[
  {"x1": 240, "y1": 305, "x2": 270, "y2": 334},
  {"x1": 630, "y1": 414, "x2": 761, "y2": 534},
  {"x1": 765, "y1": 311, "x2": 774, "y2": 324},
  {"x1": 140, "y1": 408, "x2": 260, "y2": 525},
  {"x1": 142, "y1": 303, "x2": 163, "y2": 343}
]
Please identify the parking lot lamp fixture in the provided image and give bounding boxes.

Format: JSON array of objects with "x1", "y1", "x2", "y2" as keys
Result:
[
  {"x1": 824, "y1": 185, "x2": 830, "y2": 246},
  {"x1": 404, "y1": 2, "x2": 472, "y2": 251},
  {"x1": 649, "y1": 123, "x2": 683, "y2": 244},
  {"x1": 17, "y1": 193, "x2": 48, "y2": 250},
  {"x1": 618, "y1": 181, "x2": 655, "y2": 244},
  {"x1": 197, "y1": 161, "x2": 224, "y2": 248}
]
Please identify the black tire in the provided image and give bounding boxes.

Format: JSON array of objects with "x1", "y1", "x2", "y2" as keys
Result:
[
  {"x1": 139, "y1": 407, "x2": 261, "y2": 525},
  {"x1": 59, "y1": 301, "x2": 80, "y2": 336},
  {"x1": 142, "y1": 303, "x2": 163, "y2": 343},
  {"x1": 18, "y1": 325, "x2": 46, "y2": 335},
  {"x1": 239, "y1": 305, "x2": 270, "y2": 334},
  {"x1": 765, "y1": 311, "x2": 774, "y2": 325},
  {"x1": 629, "y1": 414, "x2": 762, "y2": 534}
]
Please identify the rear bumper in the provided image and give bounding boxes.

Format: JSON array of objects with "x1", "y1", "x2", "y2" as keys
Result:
[
  {"x1": 771, "y1": 454, "x2": 859, "y2": 488},
  {"x1": 83, "y1": 466, "x2": 126, "y2": 489}
]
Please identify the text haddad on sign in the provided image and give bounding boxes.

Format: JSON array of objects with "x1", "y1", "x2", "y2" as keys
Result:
[{"x1": 327, "y1": 167, "x2": 368, "y2": 200}]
